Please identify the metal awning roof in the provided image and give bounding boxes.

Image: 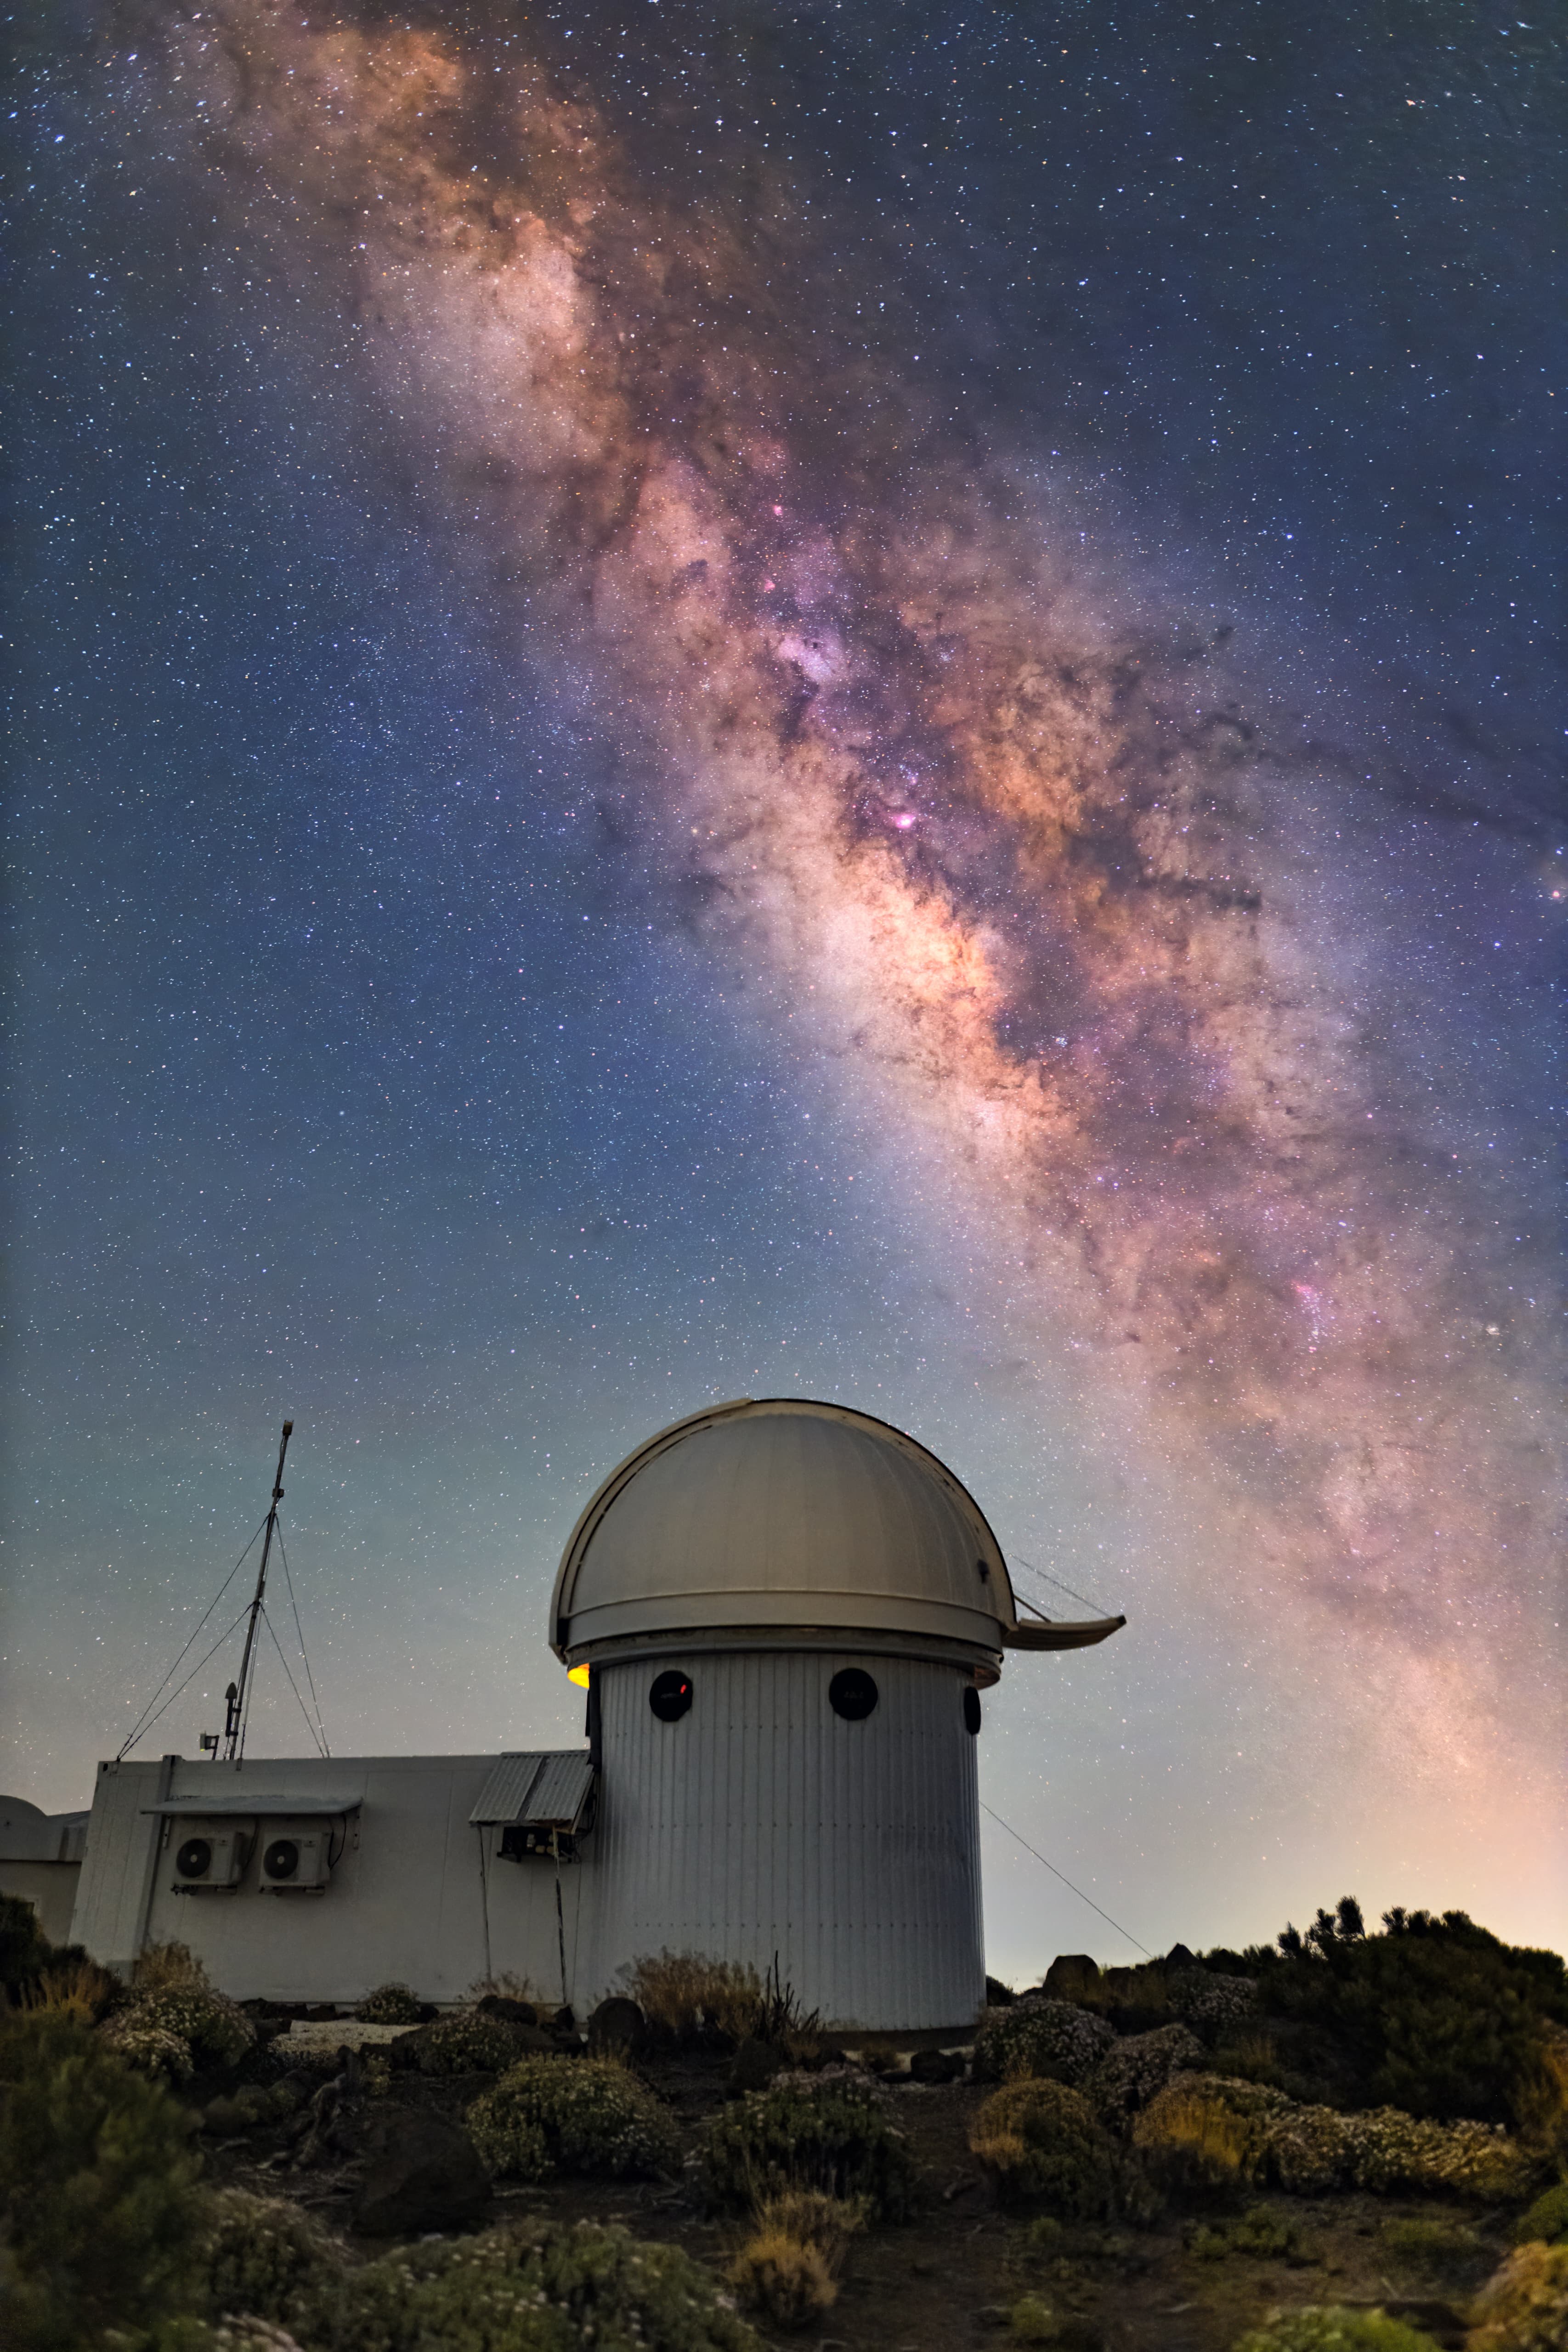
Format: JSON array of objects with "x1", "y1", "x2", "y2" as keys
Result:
[
  {"x1": 470, "y1": 1752, "x2": 595, "y2": 1829},
  {"x1": 142, "y1": 1794, "x2": 362, "y2": 1818},
  {"x1": 1004, "y1": 1615, "x2": 1126, "y2": 1652}
]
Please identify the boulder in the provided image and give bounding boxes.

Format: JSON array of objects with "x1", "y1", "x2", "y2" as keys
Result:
[
  {"x1": 1043, "y1": 1954, "x2": 1102, "y2": 2001},
  {"x1": 908, "y1": 2047, "x2": 966, "y2": 2085},
  {"x1": 587, "y1": 1996, "x2": 646, "y2": 2057},
  {"x1": 1164, "y1": 1943, "x2": 1196, "y2": 1971},
  {"x1": 352, "y1": 2108, "x2": 492, "y2": 2238},
  {"x1": 984, "y1": 1975, "x2": 1016, "y2": 2007}
]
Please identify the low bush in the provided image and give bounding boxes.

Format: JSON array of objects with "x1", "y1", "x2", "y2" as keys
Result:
[
  {"x1": 972, "y1": 1997, "x2": 1117, "y2": 2087},
  {"x1": 1133, "y1": 2072, "x2": 1535, "y2": 2203},
  {"x1": 97, "y1": 2016, "x2": 196, "y2": 2083},
  {"x1": 1511, "y1": 2182, "x2": 1568, "y2": 2245},
  {"x1": 198, "y1": 2191, "x2": 337, "y2": 2335},
  {"x1": 1466, "y1": 2242, "x2": 1568, "y2": 2352},
  {"x1": 1169, "y1": 1969, "x2": 1259, "y2": 2041},
  {"x1": 0, "y1": 2010, "x2": 208, "y2": 2352},
  {"x1": 704, "y1": 2075, "x2": 915, "y2": 2219},
  {"x1": 1007, "y1": 2292, "x2": 1061, "y2": 2344},
  {"x1": 467, "y1": 2054, "x2": 680, "y2": 2182},
  {"x1": 1232, "y1": 2312, "x2": 1441, "y2": 2352},
  {"x1": 623, "y1": 1951, "x2": 764, "y2": 2045},
  {"x1": 409, "y1": 2008, "x2": 541, "y2": 2076},
  {"x1": 1189, "y1": 2204, "x2": 1301, "y2": 2262},
  {"x1": 124, "y1": 1985, "x2": 255, "y2": 2074},
  {"x1": 1377, "y1": 2216, "x2": 1485, "y2": 2281},
  {"x1": 1086, "y1": 2023, "x2": 1205, "y2": 2128},
  {"x1": 969, "y1": 2079, "x2": 1118, "y2": 2216},
  {"x1": 354, "y1": 1982, "x2": 423, "y2": 2025},
  {"x1": 725, "y1": 2189, "x2": 864, "y2": 2330},
  {"x1": 330, "y1": 2219, "x2": 762, "y2": 2352}
]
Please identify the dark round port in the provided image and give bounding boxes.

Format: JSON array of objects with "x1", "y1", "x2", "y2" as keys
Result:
[
  {"x1": 263, "y1": 1838, "x2": 300, "y2": 1881},
  {"x1": 963, "y1": 1686, "x2": 983, "y2": 1736},
  {"x1": 175, "y1": 1837, "x2": 213, "y2": 1878},
  {"x1": 828, "y1": 1667, "x2": 879, "y2": 1721},
  {"x1": 649, "y1": 1668, "x2": 693, "y2": 1723}
]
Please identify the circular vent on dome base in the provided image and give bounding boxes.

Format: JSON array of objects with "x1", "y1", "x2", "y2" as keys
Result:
[
  {"x1": 828, "y1": 1667, "x2": 878, "y2": 1720},
  {"x1": 649, "y1": 1669, "x2": 693, "y2": 1722}
]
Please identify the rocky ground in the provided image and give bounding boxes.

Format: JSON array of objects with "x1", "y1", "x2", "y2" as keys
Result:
[{"x1": 201, "y1": 2035, "x2": 1505, "y2": 2351}]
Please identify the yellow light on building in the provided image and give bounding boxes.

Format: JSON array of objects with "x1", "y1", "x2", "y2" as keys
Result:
[{"x1": 566, "y1": 1663, "x2": 591, "y2": 1689}]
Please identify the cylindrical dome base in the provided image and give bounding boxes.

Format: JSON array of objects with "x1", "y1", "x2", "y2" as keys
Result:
[{"x1": 583, "y1": 1647, "x2": 984, "y2": 2032}]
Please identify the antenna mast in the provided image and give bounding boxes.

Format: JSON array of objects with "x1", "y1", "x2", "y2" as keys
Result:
[{"x1": 223, "y1": 1419, "x2": 293, "y2": 1761}]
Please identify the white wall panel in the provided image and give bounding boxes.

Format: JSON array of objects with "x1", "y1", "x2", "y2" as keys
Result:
[{"x1": 585, "y1": 1650, "x2": 983, "y2": 2030}]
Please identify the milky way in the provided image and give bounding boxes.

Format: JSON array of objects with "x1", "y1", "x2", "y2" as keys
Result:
[{"x1": 8, "y1": 0, "x2": 1563, "y2": 1952}]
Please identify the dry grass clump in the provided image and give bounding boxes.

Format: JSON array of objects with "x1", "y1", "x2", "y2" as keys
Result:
[
  {"x1": 624, "y1": 1951, "x2": 764, "y2": 2045},
  {"x1": 969, "y1": 2078, "x2": 1118, "y2": 2215},
  {"x1": 1133, "y1": 2079, "x2": 1264, "y2": 2197},
  {"x1": 466, "y1": 1969, "x2": 544, "y2": 2007},
  {"x1": 17, "y1": 1955, "x2": 119, "y2": 2024},
  {"x1": 131, "y1": 1939, "x2": 209, "y2": 1996},
  {"x1": 725, "y1": 2190, "x2": 865, "y2": 2330}
]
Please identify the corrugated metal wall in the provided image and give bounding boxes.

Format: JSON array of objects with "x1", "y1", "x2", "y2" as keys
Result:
[{"x1": 587, "y1": 1650, "x2": 983, "y2": 2031}]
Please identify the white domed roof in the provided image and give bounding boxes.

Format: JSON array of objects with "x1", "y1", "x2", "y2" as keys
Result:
[{"x1": 550, "y1": 1398, "x2": 1018, "y2": 1664}]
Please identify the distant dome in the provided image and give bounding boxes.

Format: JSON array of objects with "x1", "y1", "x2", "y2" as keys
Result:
[{"x1": 549, "y1": 1398, "x2": 1018, "y2": 1667}]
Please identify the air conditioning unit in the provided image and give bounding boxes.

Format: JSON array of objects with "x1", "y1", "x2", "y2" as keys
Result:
[
  {"x1": 258, "y1": 1822, "x2": 333, "y2": 1892},
  {"x1": 170, "y1": 1820, "x2": 252, "y2": 1891}
]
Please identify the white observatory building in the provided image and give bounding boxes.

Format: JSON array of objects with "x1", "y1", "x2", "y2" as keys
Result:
[{"x1": 58, "y1": 1399, "x2": 1121, "y2": 2033}]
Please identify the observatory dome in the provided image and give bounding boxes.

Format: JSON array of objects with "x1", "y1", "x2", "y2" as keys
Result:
[{"x1": 549, "y1": 1397, "x2": 1019, "y2": 1669}]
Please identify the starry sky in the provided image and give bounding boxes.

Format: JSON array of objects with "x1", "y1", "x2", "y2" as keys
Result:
[{"x1": 6, "y1": 0, "x2": 1563, "y2": 1977}]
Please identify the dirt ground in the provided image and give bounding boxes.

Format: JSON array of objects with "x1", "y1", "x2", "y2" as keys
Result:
[{"x1": 210, "y1": 2048, "x2": 1497, "y2": 2351}]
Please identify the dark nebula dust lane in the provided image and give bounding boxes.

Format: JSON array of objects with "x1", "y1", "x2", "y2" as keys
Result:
[{"x1": 6, "y1": 0, "x2": 1563, "y2": 1956}]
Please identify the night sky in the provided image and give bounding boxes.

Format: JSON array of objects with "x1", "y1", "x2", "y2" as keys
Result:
[{"x1": 6, "y1": 0, "x2": 1563, "y2": 1977}]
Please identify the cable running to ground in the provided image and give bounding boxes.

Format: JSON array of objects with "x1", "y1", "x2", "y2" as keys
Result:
[
  {"x1": 116, "y1": 1516, "x2": 270, "y2": 1759},
  {"x1": 980, "y1": 1800, "x2": 1153, "y2": 1959},
  {"x1": 118, "y1": 1606, "x2": 255, "y2": 1758},
  {"x1": 274, "y1": 1530, "x2": 329, "y2": 1755},
  {"x1": 260, "y1": 1606, "x2": 328, "y2": 1758}
]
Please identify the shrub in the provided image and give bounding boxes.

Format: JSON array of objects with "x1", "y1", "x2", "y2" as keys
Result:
[
  {"x1": 131, "y1": 1941, "x2": 209, "y2": 1997},
  {"x1": 97, "y1": 2016, "x2": 196, "y2": 2083},
  {"x1": 330, "y1": 2218, "x2": 762, "y2": 2352},
  {"x1": 1511, "y1": 2183, "x2": 1568, "y2": 2245},
  {"x1": 17, "y1": 1956, "x2": 120, "y2": 2024},
  {"x1": 969, "y1": 2079, "x2": 1118, "y2": 2215},
  {"x1": 1466, "y1": 2242, "x2": 1568, "y2": 2352},
  {"x1": 1086, "y1": 2023, "x2": 1206, "y2": 2128},
  {"x1": 199, "y1": 2190, "x2": 338, "y2": 2333},
  {"x1": 0, "y1": 2010, "x2": 208, "y2": 2352},
  {"x1": 725, "y1": 2192, "x2": 862, "y2": 2330},
  {"x1": 1378, "y1": 2217, "x2": 1485, "y2": 2281},
  {"x1": 355, "y1": 1981, "x2": 423, "y2": 2025},
  {"x1": 467, "y1": 2054, "x2": 681, "y2": 2182},
  {"x1": 1008, "y1": 2293, "x2": 1062, "y2": 2343},
  {"x1": 0, "y1": 1892, "x2": 56, "y2": 1995},
  {"x1": 972, "y1": 1998, "x2": 1117, "y2": 2087},
  {"x1": 704, "y1": 2075, "x2": 915, "y2": 2220},
  {"x1": 1189, "y1": 2205, "x2": 1301, "y2": 2262},
  {"x1": 125, "y1": 1984, "x2": 256, "y2": 2073},
  {"x1": 1134, "y1": 2072, "x2": 1535, "y2": 2203},
  {"x1": 409, "y1": 2008, "x2": 540, "y2": 2075},
  {"x1": 1232, "y1": 2312, "x2": 1442, "y2": 2352},
  {"x1": 1133, "y1": 2075, "x2": 1281, "y2": 2198},
  {"x1": 1170, "y1": 1970, "x2": 1259, "y2": 2041},
  {"x1": 1237, "y1": 1903, "x2": 1568, "y2": 2126},
  {"x1": 623, "y1": 1951, "x2": 763, "y2": 2045}
]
